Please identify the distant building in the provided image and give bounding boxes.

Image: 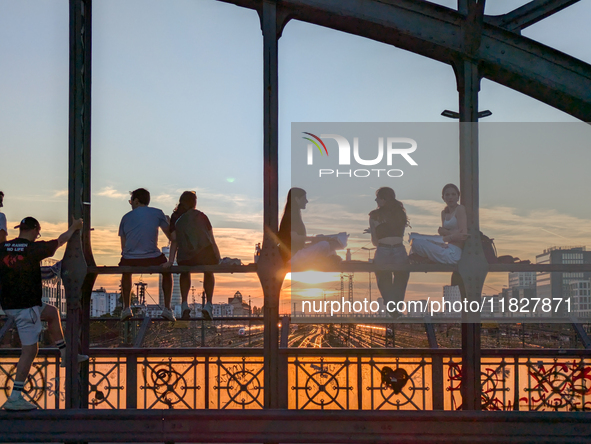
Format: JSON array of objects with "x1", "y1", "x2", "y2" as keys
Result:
[
  {"x1": 481, "y1": 294, "x2": 501, "y2": 317},
  {"x1": 508, "y1": 272, "x2": 536, "y2": 289},
  {"x1": 228, "y1": 291, "x2": 250, "y2": 316},
  {"x1": 90, "y1": 287, "x2": 120, "y2": 317},
  {"x1": 536, "y1": 246, "x2": 591, "y2": 317},
  {"x1": 567, "y1": 280, "x2": 591, "y2": 320},
  {"x1": 406, "y1": 300, "x2": 425, "y2": 317},
  {"x1": 442, "y1": 285, "x2": 461, "y2": 317},
  {"x1": 145, "y1": 304, "x2": 163, "y2": 318},
  {"x1": 498, "y1": 287, "x2": 536, "y2": 318},
  {"x1": 41, "y1": 258, "x2": 66, "y2": 316},
  {"x1": 213, "y1": 303, "x2": 234, "y2": 317}
]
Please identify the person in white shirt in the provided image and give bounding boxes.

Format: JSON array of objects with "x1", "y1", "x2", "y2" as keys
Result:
[{"x1": 118, "y1": 188, "x2": 174, "y2": 322}]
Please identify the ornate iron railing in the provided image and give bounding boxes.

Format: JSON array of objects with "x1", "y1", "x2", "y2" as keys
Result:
[{"x1": 2, "y1": 348, "x2": 589, "y2": 412}]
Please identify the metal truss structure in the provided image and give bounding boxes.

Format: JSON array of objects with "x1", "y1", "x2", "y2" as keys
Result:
[{"x1": 2, "y1": 0, "x2": 591, "y2": 442}]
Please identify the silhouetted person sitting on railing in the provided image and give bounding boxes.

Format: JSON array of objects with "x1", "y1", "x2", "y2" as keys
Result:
[
  {"x1": 368, "y1": 187, "x2": 410, "y2": 316},
  {"x1": 278, "y1": 188, "x2": 342, "y2": 268},
  {"x1": 118, "y1": 188, "x2": 174, "y2": 321},
  {"x1": 0, "y1": 217, "x2": 87, "y2": 411},
  {"x1": 409, "y1": 183, "x2": 467, "y2": 264},
  {"x1": 164, "y1": 191, "x2": 221, "y2": 321}
]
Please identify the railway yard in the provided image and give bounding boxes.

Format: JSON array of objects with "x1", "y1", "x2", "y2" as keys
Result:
[{"x1": 74, "y1": 318, "x2": 591, "y2": 349}]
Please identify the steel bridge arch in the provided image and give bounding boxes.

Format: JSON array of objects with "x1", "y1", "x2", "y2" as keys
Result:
[{"x1": 222, "y1": 0, "x2": 591, "y2": 121}]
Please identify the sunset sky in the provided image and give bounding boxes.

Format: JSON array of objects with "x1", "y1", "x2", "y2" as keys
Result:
[{"x1": 1, "y1": 0, "x2": 590, "y2": 311}]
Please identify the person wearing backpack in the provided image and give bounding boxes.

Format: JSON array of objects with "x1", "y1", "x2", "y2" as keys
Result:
[{"x1": 164, "y1": 191, "x2": 220, "y2": 320}]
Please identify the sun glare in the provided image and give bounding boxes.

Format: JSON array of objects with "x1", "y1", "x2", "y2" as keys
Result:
[{"x1": 285, "y1": 271, "x2": 341, "y2": 285}]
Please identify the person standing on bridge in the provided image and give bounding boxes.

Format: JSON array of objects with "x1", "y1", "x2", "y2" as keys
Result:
[
  {"x1": 368, "y1": 187, "x2": 411, "y2": 318},
  {"x1": 164, "y1": 191, "x2": 220, "y2": 321},
  {"x1": 0, "y1": 217, "x2": 87, "y2": 411}
]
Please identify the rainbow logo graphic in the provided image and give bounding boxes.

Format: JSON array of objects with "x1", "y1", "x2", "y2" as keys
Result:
[{"x1": 302, "y1": 132, "x2": 328, "y2": 156}]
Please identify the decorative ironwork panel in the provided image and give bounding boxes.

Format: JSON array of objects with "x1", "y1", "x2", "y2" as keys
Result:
[
  {"x1": 139, "y1": 356, "x2": 205, "y2": 409},
  {"x1": 88, "y1": 357, "x2": 126, "y2": 409},
  {"x1": 0, "y1": 355, "x2": 63, "y2": 409},
  {"x1": 521, "y1": 357, "x2": 591, "y2": 411},
  {"x1": 445, "y1": 356, "x2": 514, "y2": 411},
  {"x1": 444, "y1": 356, "x2": 591, "y2": 411},
  {"x1": 288, "y1": 356, "x2": 357, "y2": 410},
  {"x1": 479, "y1": 357, "x2": 515, "y2": 411},
  {"x1": 209, "y1": 356, "x2": 264, "y2": 409},
  {"x1": 445, "y1": 357, "x2": 464, "y2": 410},
  {"x1": 361, "y1": 356, "x2": 432, "y2": 411}
]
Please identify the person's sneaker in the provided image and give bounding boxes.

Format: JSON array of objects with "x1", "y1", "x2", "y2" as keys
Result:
[
  {"x1": 60, "y1": 354, "x2": 90, "y2": 368},
  {"x1": 120, "y1": 307, "x2": 133, "y2": 321},
  {"x1": 181, "y1": 302, "x2": 191, "y2": 320},
  {"x1": 2, "y1": 397, "x2": 37, "y2": 411},
  {"x1": 202, "y1": 302, "x2": 214, "y2": 321},
  {"x1": 161, "y1": 307, "x2": 176, "y2": 322}
]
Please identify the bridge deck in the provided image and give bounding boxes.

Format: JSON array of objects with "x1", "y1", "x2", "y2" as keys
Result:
[{"x1": 1, "y1": 409, "x2": 591, "y2": 443}]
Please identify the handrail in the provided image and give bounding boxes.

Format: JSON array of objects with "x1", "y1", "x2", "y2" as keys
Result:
[
  {"x1": 1, "y1": 347, "x2": 589, "y2": 357},
  {"x1": 87, "y1": 264, "x2": 257, "y2": 274},
  {"x1": 87, "y1": 262, "x2": 591, "y2": 274}
]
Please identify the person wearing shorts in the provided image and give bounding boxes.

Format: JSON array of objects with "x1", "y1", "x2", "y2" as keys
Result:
[
  {"x1": 164, "y1": 191, "x2": 220, "y2": 320},
  {"x1": 0, "y1": 216, "x2": 86, "y2": 411},
  {"x1": 118, "y1": 188, "x2": 173, "y2": 321}
]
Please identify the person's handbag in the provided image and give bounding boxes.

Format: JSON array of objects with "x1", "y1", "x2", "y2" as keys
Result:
[
  {"x1": 480, "y1": 232, "x2": 497, "y2": 263},
  {"x1": 479, "y1": 232, "x2": 531, "y2": 264}
]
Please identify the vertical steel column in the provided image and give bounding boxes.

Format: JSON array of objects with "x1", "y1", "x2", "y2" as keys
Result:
[
  {"x1": 456, "y1": 58, "x2": 485, "y2": 412},
  {"x1": 259, "y1": 0, "x2": 281, "y2": 410},
  {"x1": 257, "y1": 1, "x2": 291, "y2": 410},
  {"x1": 455, "y1": 0, "x2": 487, "y2": 411},
  {"x1": 65, "y1": 0, "x2": 94, "y2": 409}
]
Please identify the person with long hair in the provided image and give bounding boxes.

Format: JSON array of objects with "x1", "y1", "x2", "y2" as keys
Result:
[
  {"x1": 409, "y1": 183, "x2": 467, "y2": 264},
  {"x1": 164, "y1": 191, "x2": 221, "y2": 320},
  {"x1": 368, "y1": 187, "x2": 411, "y2": 316},
  {"x1": 278, "y1": 188, "x2": 307, "y2": 262},
  {"x1": 278, "y1": 188, "x2": 336, "y2": 265}
]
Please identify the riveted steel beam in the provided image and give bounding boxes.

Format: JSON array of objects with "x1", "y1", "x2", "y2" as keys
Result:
[
  {"x1": 67, "y1": 0, "x2": 94, "y2": 411},
  {"x1": 455, "y1": 2, "x2": 486, "y2": 409},
  {"x1": 257, "y1": 0, "x2": 290, "y2": 410},
  {"x1": 455, "y1": 58, "x2": 485, "y2": 411},
  {"x1": 133, "y1": 316, "x2": 152, "y2": 348},
  {"x1": 486, "y1": 0, "x2": 581, "y2": 32},
  {"x1": 571, "y1": 320, "x2": 591, "y2": 349},
  {"x1": 219, "y1": 0, "x2": 591, "y2": 121}
]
